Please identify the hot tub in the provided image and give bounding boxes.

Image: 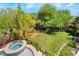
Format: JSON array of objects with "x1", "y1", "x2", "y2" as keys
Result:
[
  {"x1": 4, "y1": 40, "x2": 26, "y2": 55},
  {"x1": 9, "y1": 41, "x2": 23, "y2": 50}
]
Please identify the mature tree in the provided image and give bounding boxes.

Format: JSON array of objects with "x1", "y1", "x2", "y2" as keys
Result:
[
  {"x1": 37, "y1": 4, "x2": 56, "y2": 21},
  {"x1": 11, "y1": 4, "x2": 36, "y2": 39},
  {"x1": 36, "y1": 4, "x2": 71, "y2": 32},
  {"x1": 53, "y1": 9, "x2": 71, "y2": 29},
  {"x1": 0, "y1": 4, "x2": 36, "y2": 39},
  {"x1": 0, "y1": 8, "x2": 14, "y2": 33},
  {"x1": 37, "y1": 4, "x2": 57, "y2": 32},
  {"x1": 66, "y1": 16, "x2": 79, "y2": 36}
]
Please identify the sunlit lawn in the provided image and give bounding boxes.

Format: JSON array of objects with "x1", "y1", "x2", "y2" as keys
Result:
[{"x1": 30, "y1": 32, "x2": 71, "y2": 55}]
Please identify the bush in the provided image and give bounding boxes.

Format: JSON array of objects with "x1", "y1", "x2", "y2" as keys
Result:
[{"x1": 68, "y1": 37, "x2": 76, "y2": 48}]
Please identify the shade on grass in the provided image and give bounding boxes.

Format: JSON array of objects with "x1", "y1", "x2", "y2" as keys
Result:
[{"x1": 30, "y1": 32, "x2": 72, "y2": 56}]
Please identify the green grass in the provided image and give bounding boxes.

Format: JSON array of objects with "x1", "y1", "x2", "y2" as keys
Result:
[
  {"x1": 59, "y1": 45, "x2": 73, "y2": 56},
  {"x1": 29, "y1": 32, "x2": 73, "y2": 56}
]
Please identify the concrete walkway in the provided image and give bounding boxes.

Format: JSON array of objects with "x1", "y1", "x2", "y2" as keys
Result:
[
  {"x1": 26, "y1": 44, "x2": 44, "y2": 56},
  {"x1": 75, "y1": 51, "x2": 79, "y2": 56}
]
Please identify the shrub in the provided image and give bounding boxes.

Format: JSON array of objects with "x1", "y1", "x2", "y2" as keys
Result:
[{"x1": 68, "y1": 37, "x2": 76, "y2": 48}]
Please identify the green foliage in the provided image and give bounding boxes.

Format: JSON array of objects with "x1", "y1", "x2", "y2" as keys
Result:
[
  {"x1": 73, "y1": 17, "x2": 79, "y2": 35},
  {"x1": 14, "y1": 4, "x2": 36, "y2": 39},
  {"x1": 52, "y1": 10, "x2": 71, "y2": 28},
  {"x1": 68, "y1": 37, "x2": 76, "y2": 48},
  {"x1": 59, "y1": 45, "x2": 73, "y2": 56},
  {"x1": 37, "y1": 4, "x2": 56, "y2": 29},
  {"x1": 0, "y1": 8, "x2": 16, "y2": 34},
  {"x1": 37, "y1": 4, "x2": 71, "y2": 32},
  {"x1": 66, "y1": 16, "x2": 79, "y2": 36},
  {"x1": 37, "y1": 4, "x2": 56, "y2": 21},
  {"x1": 30, "y1": 32, "x2": 73, "y2": 56},
  {"x1": 0, "y1": 4, "x2": 36, "y2": 40}
]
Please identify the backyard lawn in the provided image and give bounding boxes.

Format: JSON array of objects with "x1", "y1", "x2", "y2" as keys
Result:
[{"x1": 28, "y1": 32, "x2": 73, "y2": 56}]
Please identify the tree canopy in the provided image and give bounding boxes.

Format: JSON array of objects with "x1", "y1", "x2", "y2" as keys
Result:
[
  {"x1": 36, "y1": 4, "x2": 71, "y2": 32},
  {"x1": 0, "y1": 4, "x2": 36, "y2": 39}
]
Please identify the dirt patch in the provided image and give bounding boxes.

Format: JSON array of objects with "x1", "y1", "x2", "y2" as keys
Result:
[
  {"x1": 25, "y1": 32, "x2": 38, "y2": 39},
  {"x1": 31, "y1": 33, "x2": 38, "y2": 38}
]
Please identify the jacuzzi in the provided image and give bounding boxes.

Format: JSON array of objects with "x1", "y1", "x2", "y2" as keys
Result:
[
  {"x1": 4, "y1": 40, "x2": 26, "y2": 55},
  {"x1": 0, "y1": 40, "x2": 37, "y2": 56}
]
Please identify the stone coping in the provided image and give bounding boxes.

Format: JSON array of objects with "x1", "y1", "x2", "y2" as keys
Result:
[
  {"x1": 4, "y1": 40, "x2": 26, "y2": 54},
  {"x1": 0, "y1": 48, "x2": 5, "y2": 52}
]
